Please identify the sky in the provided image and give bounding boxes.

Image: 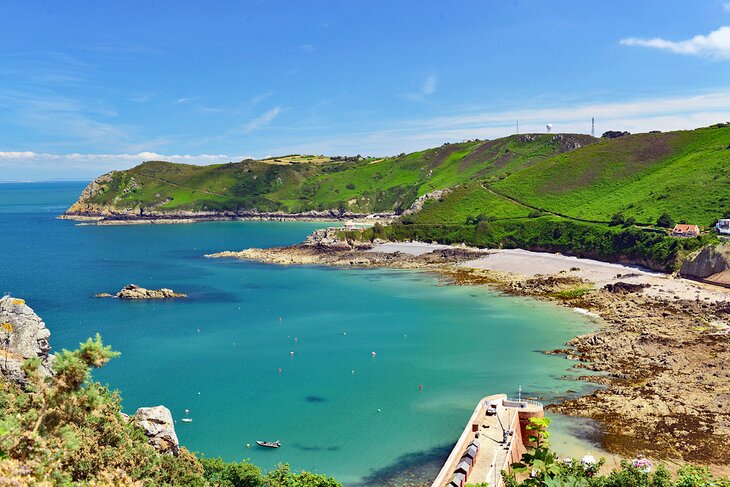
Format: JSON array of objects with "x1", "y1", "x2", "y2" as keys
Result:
[{"x1": 1, "y1": 1, "x2": 730, "y2": 180}]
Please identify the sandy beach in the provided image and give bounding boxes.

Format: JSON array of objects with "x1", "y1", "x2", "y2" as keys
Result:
[{"x1": 366, "y1": 243, "x2": 729, "y2": 304}]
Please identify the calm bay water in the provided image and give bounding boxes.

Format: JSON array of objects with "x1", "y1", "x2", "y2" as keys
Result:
[{"x1": 1, "y1": 182, "x2": 599, "y2": 485}]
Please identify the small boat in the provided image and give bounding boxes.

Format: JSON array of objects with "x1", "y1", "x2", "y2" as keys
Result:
[
  {"x1": 256, "y1": 440, "x2": 281, "y2": 448},
  {"x1": 181, "y1": 418, "x2": 193, "y2": 423}
]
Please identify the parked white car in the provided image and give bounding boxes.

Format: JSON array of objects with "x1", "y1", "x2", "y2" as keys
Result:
[{"x1": 716, "y1": 219, "x2": 730, "y2": 235}]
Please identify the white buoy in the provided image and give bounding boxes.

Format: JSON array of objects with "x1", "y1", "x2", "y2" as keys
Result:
[
  {"x1": 290, "y1": 351, "x2": 294, "y2": 357},
  {"x1": 371, "y1": 351, "x2": 376, "y2": 357}
]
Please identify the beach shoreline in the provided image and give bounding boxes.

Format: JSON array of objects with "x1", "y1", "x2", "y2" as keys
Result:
[{"x1": 206, "y1": 240, "x2": 730, "y2": 470}]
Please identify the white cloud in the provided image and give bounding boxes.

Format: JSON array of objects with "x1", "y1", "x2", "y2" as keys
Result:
[
  {"x1": 243, "y1": 107, "x2": 282, "y2": 133},
  {"x1": 5, "y1": 91, "x2": 730, "y2": 179},
  {"x1": 0, "y1": 151, "x2": 244, "y2": 180},
  {"x1": 620, "y1": 26, "x2": 730, "y2": 58},
  {"x1": 724, "y1": 2, "x2": 730, "y2": 12},
  {"x1": 264, "y1": 91, "x2": 730, "y2": 156},
  {"x1": 175, "y1": 97, "x2": 192, "y2": 104},
  {"x1": 403, "y1": 74, "x2": 438, "y2": 102},
  {"x1": 423, "y1": 75, "x2": 437, "y2": 95}
]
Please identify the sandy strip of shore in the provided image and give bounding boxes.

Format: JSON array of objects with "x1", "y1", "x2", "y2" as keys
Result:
[{"x1": 368, "y1": 243, "x2": 730, "y2": 304}]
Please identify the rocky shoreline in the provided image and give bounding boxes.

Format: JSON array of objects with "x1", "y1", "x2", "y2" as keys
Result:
[
  {"x1": 61, "y1": 209, "x2": 395, "y2": 226},
  {"x1": 207, "y1": 240, "x2": 730, "y2": 468}
]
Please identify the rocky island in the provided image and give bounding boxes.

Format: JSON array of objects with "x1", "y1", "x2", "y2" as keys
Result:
[{"x1": 95, "y1": 284, "x2": 187, "y2": 299}]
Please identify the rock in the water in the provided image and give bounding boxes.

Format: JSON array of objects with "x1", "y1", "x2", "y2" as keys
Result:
[
  {"x1": 0, "y1": 295, "x2": 54, "y2": 384},
  {"x1": 134, "y1": 406, "x2": 179, "y2": 455},
  {"x1": 96, "y1": 284, "x2": 187, "y2": 300}
]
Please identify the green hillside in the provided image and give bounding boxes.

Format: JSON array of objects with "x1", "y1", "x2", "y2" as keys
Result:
[
  {"x1": 66, "y1": 133, "x2": 594, "y2": 215},
  {"x1": 409, "y1": 124, "x2": 730, "y2": 229},
  {"x1": 67, "y1": 124, "x2": 730, "y2": 270},
  {"x1": 491, "y1": 125, "x2": 730, "y2": 226}
]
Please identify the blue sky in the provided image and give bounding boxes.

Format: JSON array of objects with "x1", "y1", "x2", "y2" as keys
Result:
[{"x1": 1, "y1": 0, "x2": 730, "y2": 179}]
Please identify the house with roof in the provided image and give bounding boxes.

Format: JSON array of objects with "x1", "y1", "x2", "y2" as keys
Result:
[{"x1": 672, "y1": 224, "x2": 700, "y2": 238}]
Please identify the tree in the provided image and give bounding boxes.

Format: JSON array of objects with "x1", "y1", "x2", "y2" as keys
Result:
[
  {"x1": 656, "y1": 213, "x2": 675, "y2": 228},
  {"x1": 200, "y1": 457, "x2": 262, "y2": 486},
  {"x1": 610, "y1": 212, "x2": 625, "y2": 226},
  {"x1": 263, "y1": 463, "x2": 341, "y2": 486}
]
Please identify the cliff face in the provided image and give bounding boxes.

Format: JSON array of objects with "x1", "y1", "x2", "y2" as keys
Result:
[
  {"x1": 680, "y1": 243, "x2": 730, "y2": 287},
  {"x1": 64, "y1": 171, "x2": 119, "y2": 217},
  {"x1": 0, "y1": 295, "x2": 54, "y2": 385}
]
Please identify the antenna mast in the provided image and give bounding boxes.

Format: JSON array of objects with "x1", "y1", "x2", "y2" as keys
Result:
[
  {"x1": 591, "y1": 117, "x2": 595, "y2": 137},
  {"x1": 516, "y1": 120, "x2": 519, "y2": 134}
]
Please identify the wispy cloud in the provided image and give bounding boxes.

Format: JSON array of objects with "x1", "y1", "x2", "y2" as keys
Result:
[
  {"x1": 0, "y1": 151, "x2": 244, "y2": 180},
  {"x1": 175, "y1": 97, "x2": 192, "y2": 104},
  {"x1": 298, "y1": 44, "x2": 316, "y2": 53},
  {"x1": 723, "y1": 2, "x2": 730, "y2": 12},
  {"x1": 264, "y1": 91, "x2": 730, "y2": 156},
  {"x1": 404, "y1": 74, "x2": 438, "y2": 102},
  {"x1": 620, "y1": 26, "x2": 730, "y2": 59},
  {"x1": 243, "y1": 106, "x2": 283, "y2": 133}
]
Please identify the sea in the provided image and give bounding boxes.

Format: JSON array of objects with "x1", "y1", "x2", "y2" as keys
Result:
[{"x1": 0, "y1": 181, "x2": 606, "y2": 485}]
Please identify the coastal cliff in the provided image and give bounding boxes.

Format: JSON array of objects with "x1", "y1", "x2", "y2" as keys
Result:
[{"x1": 680, "y1": 243, "x2": 730, "y2": 287}]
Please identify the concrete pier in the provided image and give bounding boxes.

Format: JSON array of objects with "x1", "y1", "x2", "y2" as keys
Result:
[{"x1": 431, "y1": 394, "x2": 544, "y2": 487}]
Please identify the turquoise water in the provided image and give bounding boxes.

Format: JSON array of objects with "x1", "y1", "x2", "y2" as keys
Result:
[{"x1": 1, "y1": 182, "x2": 597, "y2": 485}]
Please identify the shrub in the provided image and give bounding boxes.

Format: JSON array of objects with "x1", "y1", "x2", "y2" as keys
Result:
[
  {"x1": 657, "y1": 213, "x2": 675, "y2": 228},
  {"x1": 610, "y1": 212, "x2": 625, "y2": 226},
  {"x1": 345, "y1": 183, "x2": 355, "y2": 190}
]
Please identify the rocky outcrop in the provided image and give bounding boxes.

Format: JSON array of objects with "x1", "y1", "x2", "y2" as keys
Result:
[
  {"x1": 133, "y1": 406, "x2": 179, "y2": 456},
  {"x1": 0, "y1": 295, "x2": 53, "y2": 385},
  {"x1": 680, "y1": 243, "x2": 730, "y2": 287},
  {"x1": 402, "y1": 189, "x2": 452, "y2": 216},
  {"x1": 302, "y1": 227, "x2": 373, "y2": 250},
  {"x1": 63, "y1": 172, "x2": 118, "y2": 217},
  {"x1": 96, "y1": 284, "x2": 187, "y2": 300}
]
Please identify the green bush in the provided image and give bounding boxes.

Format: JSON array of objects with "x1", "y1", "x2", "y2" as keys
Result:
[{"x1": 657, "y1": 212, "x2": 675, "y2": 228}]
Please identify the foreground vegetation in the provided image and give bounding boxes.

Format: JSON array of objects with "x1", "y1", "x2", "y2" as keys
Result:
[{"x1": 0, "y1": 335, "x2": 340, "y2": 486}]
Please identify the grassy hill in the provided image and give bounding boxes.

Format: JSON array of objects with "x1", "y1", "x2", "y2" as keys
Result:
[
  {"x1": 409, "y1": 125, "x2": 730, "y2": 228},
  {"x1": 66, "y1": 124, "x2": 730, "y2": 270},
  {"x1": 65, "y1": 133, "x2": 595, "y2": 216}
]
